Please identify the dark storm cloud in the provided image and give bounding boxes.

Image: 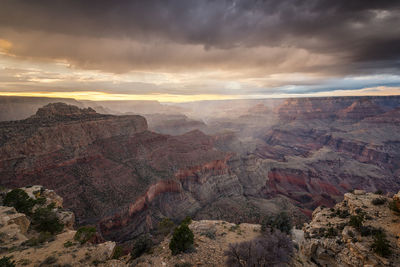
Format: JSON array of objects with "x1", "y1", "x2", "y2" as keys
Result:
[{"x1": 0, "y1": 0, "x2": 399, "y2": 75}]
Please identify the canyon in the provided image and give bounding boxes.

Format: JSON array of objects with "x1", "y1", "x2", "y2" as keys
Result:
[{"x1": 0, "y1": 96, "x2": 400, "y2": 245}]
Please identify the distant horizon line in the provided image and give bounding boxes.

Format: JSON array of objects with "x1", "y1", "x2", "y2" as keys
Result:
[{"x1": 2, "y1": 91, "x2": 400, "y2": 104}]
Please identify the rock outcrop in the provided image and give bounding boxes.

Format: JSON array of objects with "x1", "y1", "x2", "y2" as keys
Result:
[
  {"x1": 0, "y1": 206, "x2": 30, "y2": 247},
  {"x1": 0, "y1": 186, "x2": 124, "y2": 267},
  {"x1": 299, "y1": 191, "x2": 400, "y2": 266}
]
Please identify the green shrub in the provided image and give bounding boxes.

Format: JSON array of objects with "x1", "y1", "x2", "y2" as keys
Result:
[
  {"x1": 201, "y1": 229, "x2": 216, "y2": 240},
  {"x1": 181, "y1": 216, "x2": 192, "y2": 226},
  {"x1": 371, "y1": 231, "x2": 391, "y2": 257},
  {"x1": 375, "y1": 190, "x2": 383, "y2": 195},
  {"x1": 261, "y1": 212, "x2": 292, "y2": 234},
  {"x1": 3, "y1": 189, "x2": 35, "y2": 214},
  {"x1": 63, "y1": 241, "x2": 74, "y2": 248},
  {"x1": 158, "y1": 217, "x2": 175, "y2": 235},
  {"x1": 131, "y1": 234, "x2": 153, "y2": 259},
  {"x1": 371, "y1": 198, "x2": 386, "y2": 206},
  {"x1": 32, "y1": 207, "x2": 64, "y2": 234},
  {"x1": 74, "y1": 226, "x2": 96, "y2": 244},
  {"x1": 0, "y1": 256, "x2": 15, "y2": 267},
  {"x1": 47, "y1": 202, "x2": 56, "y2": 210},
  {"x1": 112, "y1": 245, "x2": 124, "y2": 259},
  {"x1": 169, "y1": 222, "x2": 194, "y2": 255},
  {"x1": 35, "y1": 197, "x2": 47, "y2": 205},
  {"x1": 349, "y1": 215, "x2": 364, "y2": 230}
]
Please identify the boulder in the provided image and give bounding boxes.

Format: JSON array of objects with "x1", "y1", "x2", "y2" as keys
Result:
[
  {"x1": 56, "y1": 210, "x2": 75, "y2": 229},
  {"x1": 92, "y1": 241, "x2": 117, "y2": 262},
  {"x1": 42, "y1": 189, "x2": 63, "y2": 208},
  {"x1": 0, "y1": 206, "x2": 30, "y2": 234}
]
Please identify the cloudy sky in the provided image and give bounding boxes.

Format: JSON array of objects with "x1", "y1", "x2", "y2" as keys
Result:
[{"x1": 1, "y1": 0, "x2": 400, "y2": 102}]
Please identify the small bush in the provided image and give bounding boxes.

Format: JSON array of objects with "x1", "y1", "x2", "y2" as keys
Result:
[
  {"x1": 261, "y1": 212, "x2": 292, "y2": 234},
  {"x1": 169, "y1": 222, "x2": 194, "y2": 255},
  {"x1": 63, "y1": 241, "x2": 74, "y2": 248},
  {"x1": 371, "y1": 231, "x2": 391, "y2": 257},
  {"x1": 3, "y1": 189, "x2": 35, "y2": 214},
  {"x1": 349, "y1": 214, "x2": 364, "y2": 230},
  {"x1": 375, "y1": 189, "x2": 383, "y2": 195},
  {"x1": 40, "y1": 256, "x2": 57, "y2": 266},
  {"x1": 131, "y1": 234, "x2": 153, "y2": 259},
  {"x1": 0, "y1": 256, "x2": 15, "y2": 267},
  {"x1": 201, "y1": 229, "x2": 216, "y2": 240},
  {"x1": 225, "y1": 230, "x2": 293, "y2": 267},
  {"x1": 371, "y1": 198, "x2": 386, "y2": 206},
  {"x1": 360, "y1": 226, "x2": 383, "y2": 237},
  {"x1": 336, "y1": 209, "x2": 350, "y2": 218},
  {"x1": 92, "y1": 260, "x2": 102, "y2": 266},
  {"x1": 74, "y1": 226, "x2": 96, "y2": 244},
  {"x1": 181, "y1": 216, "x2": 192, "y2": 226},
  {"x1": 229, "y1": 224, "x2": 240, "y2": 232},
  {"x1": 32, "y1": 206, "x2": 64, "y2": 234},
  {"x1": 112, "y1": 245, "x2": 124, "y2": 259},
  {"x1": 35, "y1": 197, "x2": 47, "y2": 205},
  {"x1": 158, "y1": 217, "x2": 175, "y2": 235}
]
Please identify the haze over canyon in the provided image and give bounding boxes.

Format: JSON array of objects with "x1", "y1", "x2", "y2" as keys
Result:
[{"x1": 1, "y1": 95, "x2": 400, "y2": 243}]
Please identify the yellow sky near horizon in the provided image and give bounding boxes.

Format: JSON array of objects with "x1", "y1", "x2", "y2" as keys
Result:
[{"x1": 1, "y1": 86, "x2": 400, "y2": 103}]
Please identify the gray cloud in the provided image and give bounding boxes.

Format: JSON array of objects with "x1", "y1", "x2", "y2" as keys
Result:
[
  {"x1": 1, "y1": 0, "x2": 400, "y2": 100},
  {"x1": 0, "y1": 0, "x2": 399, "y2": 75}
]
